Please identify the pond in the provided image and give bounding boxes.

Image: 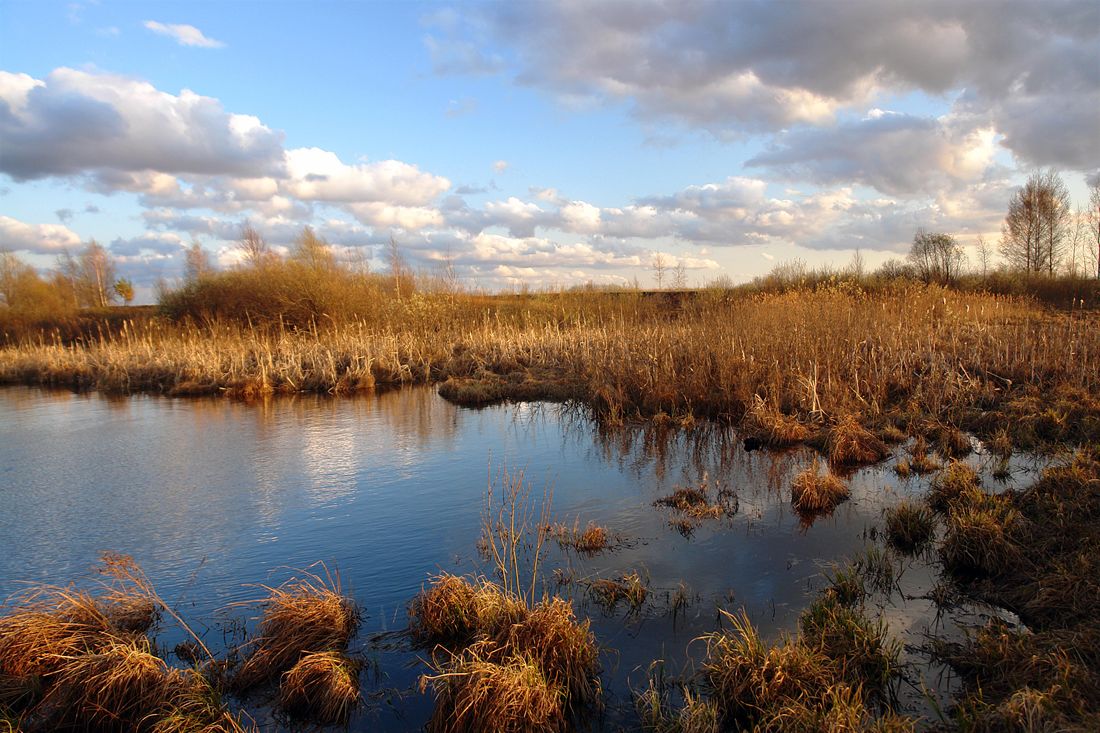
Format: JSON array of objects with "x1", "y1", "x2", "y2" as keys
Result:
[{"x1": 0, "y1": 386, "x2": 1048, "y2": 729}]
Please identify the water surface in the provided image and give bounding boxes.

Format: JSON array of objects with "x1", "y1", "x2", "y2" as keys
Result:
[{"x1": 0, "y1": 386, "x2": 1048, "y2": 729}]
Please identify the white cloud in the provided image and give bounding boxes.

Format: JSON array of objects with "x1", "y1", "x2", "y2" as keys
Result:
[
  {"x1": 0, "y1": 215, "x2": 82, "y2": 254},
  {"x1": 143, "y1": 20, "x2": 224, "y2": 48},
  {"x1": 0, "y1": 68, "x2": 284, "y2": 181},
  {"x1": 492, "y1": 159, "x2": 509, "y2": 173},
  {"x1": 285, "y1": 148, "x2": 450, "y2": 206}
]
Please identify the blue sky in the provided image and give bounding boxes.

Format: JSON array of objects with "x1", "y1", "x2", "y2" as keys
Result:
[{"x1": 2, "y1": 0, "x2": 1097, "y2": 298}]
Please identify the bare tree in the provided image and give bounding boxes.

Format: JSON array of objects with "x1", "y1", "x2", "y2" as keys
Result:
[
  {"x1": 291, "y1": 226, "x2": 335, "y2": 270},
  {"x1": 113, "y1": 277, "x2": 135, "y2": 305},
  {"x1": 387, "y1": 235, "x2": 407, "y2": 300},
  {"x1": 909, "y1": 228, "x2": 964, "y2": 283},
  {"x1": 184, "y1": 241, "x2": 214, "y2": 282},
  {"x1": 975, "y1": 234, "x2": 993, "y2": 277},
  {"x1": 238, "y1": 223, "x2": 269, "y2": 267},
  {"x1": 651, "y1": 252, "x2": 666, "y2": 290},
  {"x1": 1088, "y1": 177, "x2": 1100, "y2": 280},
  {"x1": 672, "y1": 259, "x2": 687, "y2": 289},
  {"x1": 1000, "y1": 170, "x2": 1071, "y2": 275}
]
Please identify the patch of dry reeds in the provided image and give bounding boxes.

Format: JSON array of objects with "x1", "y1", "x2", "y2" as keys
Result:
[
  {"x1": 791, "y1": 458, "x2": 849, "y2": 513},
  {"x1": 883, "y1": 501, "x2": 935, "y2": 553},
  {"x1": 232, "y1": 567, "x2": 359, "y2": 692},
  {"x1": 548, "y1": 520, "x2": 612, "y2": 555},
  {"x1": 278, "y1": 651, "x2": 360, "y2": 725},
  {"x1": 826, "y1": 415, "x2": 890, "y2": 467},
  {"x1": 422, "y1": 645, "x2": 565, "y2": 733}
]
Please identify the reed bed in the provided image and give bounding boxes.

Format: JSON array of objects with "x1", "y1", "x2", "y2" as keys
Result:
[{"x1": 3, "y1": 286, "x2": 1098, "y2": 452}]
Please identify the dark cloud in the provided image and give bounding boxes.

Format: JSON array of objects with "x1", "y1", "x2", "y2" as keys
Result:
[
  {"x1": 460, "y1": 0, "x2": 1098, "y2": 167},
  {"x1": 55, "y1": 208, "x2": 74, "y2": 223}
]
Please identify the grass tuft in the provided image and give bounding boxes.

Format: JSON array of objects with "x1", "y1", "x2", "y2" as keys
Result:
[
  {"x1": 791, "y1": 458, "x2": 849, "y2": 514},
  {"x1": 278, "y1": 651, "x2": 360, "y2": 725},
  {"x1": 826, "y1": 415, "x2": 890, "y2": 467},
  {"x1": 884, "y1": 501, "x2": 935, "y2": 553},
  {"x1": 232, "y1": 567, "x2": 359, "y2": 691}
]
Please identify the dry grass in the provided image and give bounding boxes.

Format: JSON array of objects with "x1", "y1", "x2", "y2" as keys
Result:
[
  {"x1": 548, "y1": 519, "x2": 613, "y2": 555},
  {"x1": 585, "y1": 572, "x2": 649, "y2": 614},
  {"x1": 232, "y1": 567, "x2": 359, "y2": 691},
  {"x1": 413, "y1": 576, "x2": 600, "y2": 732},
  {"x1": 4, "y1": 287, "x2": 1097, "y2": 455},
  {"x1": 408, "y1": 574, "x2": 526, "y2": 646},
  {"x1": 927, "y1": 461, "x2": 982, "y2": 513},
  {"x1": 278, "y1": 651, "x2": 360, "y2": 725},
  {"x1": 791, "y1": 458, "x2": 850, "y2": 513},
  {"x1": 883, "y1": 501, "x2": 935, "y2": 553},
  {"x1": 653, "y1": 476, "x2": 738, "y2": 535},
  {"x1": 698, "y1": 608, "x2": 904, "y2": 731},
  {"x1": 422, "y1": 645, "x2": 565, "y2": 733},
  {"x1": 825, "y1": 415, "x2": 890, "y2": 467}
]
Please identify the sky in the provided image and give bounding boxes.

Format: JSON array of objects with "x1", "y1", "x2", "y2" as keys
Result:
[{"x1": 1, "y1": 0, "x2": 1098, "y2": 299}]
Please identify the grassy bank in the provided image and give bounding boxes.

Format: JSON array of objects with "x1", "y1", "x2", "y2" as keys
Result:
[{"x1": 2, "y1": 285, "x2": 1097, "y2": 454}]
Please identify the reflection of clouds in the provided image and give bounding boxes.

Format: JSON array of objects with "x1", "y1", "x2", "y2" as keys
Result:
[{"x1": 302, "y1": 423, "x2": 358, "y2": 507}]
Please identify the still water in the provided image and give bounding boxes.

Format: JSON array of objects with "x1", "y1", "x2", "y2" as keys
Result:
[{"x1": 0, "y1": 386, "x2": 1046, "y2": 729}]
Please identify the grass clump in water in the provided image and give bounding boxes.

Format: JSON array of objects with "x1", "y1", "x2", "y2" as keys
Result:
[
  {"x1": 697, "y1": 609, "x2": 907, "y2": 731},
  {"x1": 278, "y1": 651, "x2": 360, "y2": 725},
  {"x1": 548, "y1": 519, "x2": 613, "y2": 555},
  {"x1": 791, "y1": 457, "x2": 849, "y2": 514},
  {"x1": 232, "y1": 566, "x2": 359, "y2": 692},
  {"x1": 883, "y1": 501, "x2": 935, "y2": 553},
  {"x1": 927, "y1": 460, "x2": 982, "y2": 513},
  {"x1": 408, "y1": 574, "x2": 527, "y2": 646},
  {"x1": 585, "y1": 571, "x2": 648, "y2": 615}
]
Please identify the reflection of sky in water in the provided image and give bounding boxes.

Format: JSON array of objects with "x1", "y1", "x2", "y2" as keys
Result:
[{"x1": 0, "y1": 387, "x2": 1056, "y2": 730}]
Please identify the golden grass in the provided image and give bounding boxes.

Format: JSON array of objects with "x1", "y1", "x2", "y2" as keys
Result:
[
  {"x1": 232, "y1": 567, "x2": 359, "y2": 691},
  {"x1": 413, "y1": 575, "x2": 600, "y2": 732},
  {"x1": 927, "y1": 461, "x2": 982, "y2": 513},
  {"x1": 825, "y1": 415, "x2": 890, "y2": 467},
  {"x1": 585, "y1": 571, "x2": 648, "y2": 614},
  {"x1": 791, "y1": 458, "x2": 850, "y2": 513},
  {"x1": 49, "y1": 636, "x2": 176, "y2": 728},
  {"x1": 422, "y1": 645, "x2": 566, "y2": 733},
  {"x1": 278, "y1": 651, "x2": 359, "y2": 725},
  {"x1": 547, "y1": 519, "x2": 612, "y2": 555},
  {"x1": 4, "y1": 287, "x2": 1097, "y2": 454},
  {"x1": 408, "y1": 574, "x2": 527, "y2": 646}
]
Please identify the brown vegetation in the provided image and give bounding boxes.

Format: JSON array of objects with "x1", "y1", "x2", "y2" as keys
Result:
[
  {"x1": 933, "y1": 447, "x2": 1100, "y2": 728},
  {"x1": 278, "y1": 651, "x2": 360, "y2": 725},
  {"x1": 3, "y1": 286, "x2": 1098, "y2": 459},
  {"x1": 232, "y1": 567, "x2": 359, "y2": 692},
  {"x1": 547, "y1": 519, "x2": 613, "y2": 555},
  {"x1": 791, "y1": 458, "x2": 850, "y2": 514}
]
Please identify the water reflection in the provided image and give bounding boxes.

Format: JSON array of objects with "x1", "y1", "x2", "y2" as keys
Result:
[{"x1": 0, "y1": 386, "x2": 1054, "y2": 730}]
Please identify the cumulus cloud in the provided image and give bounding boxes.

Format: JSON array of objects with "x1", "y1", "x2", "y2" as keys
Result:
[
  {"x1": 0, "y1": 215, "x2": 82, "y2": 254},
  {"x1": 143, "y1": 21, "x2": 224, "y2": 48},
  {"x1": 284, "y1": 148, "x2": 450, "y2": 206},
  {"x1": 0, "y1": 68, "x2": 284, "y2": 181},
  {"x1": 450, "y1": 0, "x2": 1099, "y2": 167},
  {"x1": 747, "y1": 113, "x2": 1000, "y2": 196}
]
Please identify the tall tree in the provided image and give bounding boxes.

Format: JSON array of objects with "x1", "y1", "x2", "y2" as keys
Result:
[
  {"x1": 651, "y1": 252, "x2": 666, "y2": 289},
  {"x1": 1089, "y1": 178, "x2": 1100, "y2": 280},
  {"x1": 1000, "y1": 170, "x2": 1071, "y2": 275},
  {"x1": 291, "y1": 226, "x2": 335, "y2": 270}
]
